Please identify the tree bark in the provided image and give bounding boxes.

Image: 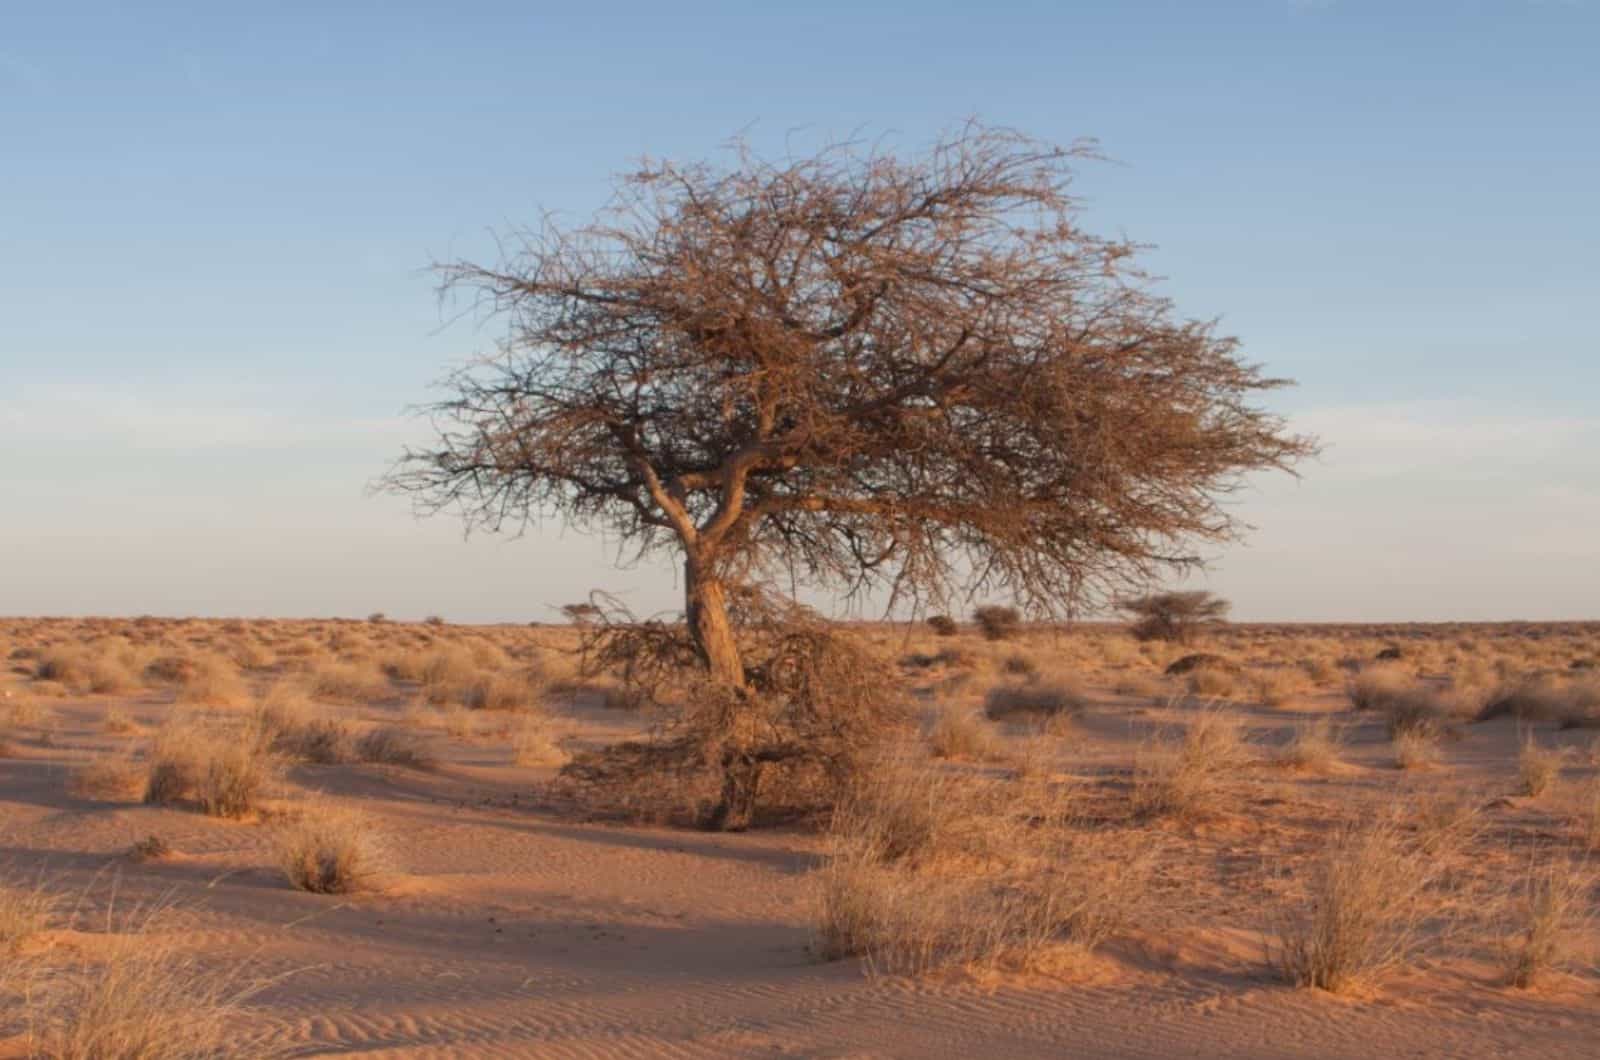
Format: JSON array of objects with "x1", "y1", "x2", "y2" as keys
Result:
[{"x1": 685, "y1": 554, "x2": 746, "y2": 688}]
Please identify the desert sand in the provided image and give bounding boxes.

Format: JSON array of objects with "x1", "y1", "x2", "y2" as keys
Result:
[{"x1": 3, "y1": 616, "x2": 1599, "y2": 1058}]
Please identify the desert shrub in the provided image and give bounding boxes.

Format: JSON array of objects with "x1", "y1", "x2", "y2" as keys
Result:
[
  {"x1": 1163, "y1": 652, "x2": 1236, "y2": 676},
  {"x1": 816, "y1": 792, "x2": 1150, "y2": 976},
  {"x1": 1518, "y1": 739, "x2": 1564, "y2": 798},
  {"x1": 1118, "y1": 591, "x2": 1229, "y2": 644},
  {"x1": 275, "y1": 806, "x2": 385, "y2": 894},
  {"x1": 1275, "y1": 717, "x2": 1341, "y2": 773},
  {"x1": 255, "y1": 690, "x2": 352, "y2": 764},
  {"x1": 173, "y1": 654, "x2": 248, "y2": 708},
  {"x1": 1391, "y1": 728, "x2": 1439, "y2": 770},
  {"x1": 459, "y1": 669, "x2": 545, "y2": 711},
  {"x1": 1501, "y1": 857, "x2": 1591, "y2": 988},
  {"x1": 416, "y1": 645, "x2": 478, "y2": 703},
  {"x1": 1130, "y1": 708, "x2": 1244, "y2": 821},
  {"x1": 984, "y1": 677, "x2": 1085, "y2": 720},
  {"x1": 128, "y1": 835, "x2": 174, "y2": 863},
  {"x1": 926, "y1": 614, "x2": 958, "y2": 637},
  {"x1": 144, "y1": 719, "x2": 276, "y2": 815},
  {"x1": 1273, "y1": 819, "x2": 1436, "y2": 993},
  {"x1": 1478, "y1": 673, "x2": 1600, "y2": 725},
  {"x1": 926, "y1": 705, "x2": 1004, "y2": 762},
  {"x1": 510, "y1": 713, "x2": 567, "y2": 766},
  {"x1": 1345, "y1": 664, "x2": 1415, "y2": 712},
  {"x1": 69, "y1": 753, "x2": 148, "y2": 802},
  {"x1": 570, "y1": 598, "x2": 907, "y2": 829},
  {"x1": 367, "y1": 612, "x2": 387, "y2": 624},
  {"x1": 971, "y1": 606, "x2": 1021, "y2": 642},
  {"x1": 355, "y1": 726, "x2": 435, "y2": 769},
  {"x1": 194, "y1": 737, "x2": 275, "y2": 818},
  {"x1": 33, "y1": 647, "x2": 90, "y2": 686},
  {"x1": 306, "y1": 659, "x2": 391, "y2": 704},
  {"x1": 1185, "y1": 663, "x2": 1238, "y2": 698},
  {"x1": 0, "y1": 874, "x2": 56, "y2": 953},
  {"x1": 103, "y1": 709, "x2": 137, "y2": 735},
  {"x1": 25, "y1": 904, "x2": 269, "y2": 1059},
  {"x1": 1248, "y1": 668, "x2": 1303, "y2": 706},
  {"x1": 423, "y1": 614, "x2": 446, "y2": 627}
]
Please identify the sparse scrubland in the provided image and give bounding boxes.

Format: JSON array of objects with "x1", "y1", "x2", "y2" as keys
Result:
[{"x1": 1, "y1": 615, "x2": 1598, "y2": 1057}]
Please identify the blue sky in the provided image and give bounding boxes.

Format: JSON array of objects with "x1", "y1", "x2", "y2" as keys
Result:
[{"x1": 2, "y1": 1, "x2": 1596, "y2": 621}]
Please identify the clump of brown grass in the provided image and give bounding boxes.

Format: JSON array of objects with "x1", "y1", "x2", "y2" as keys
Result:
[
  {"x1": 1275, "y1": 717, "x2": 1342, "y2": 773},
  {"x1": 1346, "y1": 664, "x2": 1416, "y2": 712},
  {"x1": 0, "y1": 874, "x2": 57, "y2": 953},
  {"x1": 983, "y1": 676, "x2": 1085, "y2": 721},
  {"x1": 143, "y1": 719, "x2": 277, "y2": 816},
  {"x1": 1272, "y1": 818, "x2": 1437, "y2": 993},
  {"x1": 1248, "y1": 668, "x2": 1304, "y2": 707},
  {"x1": 416, "y1": 645, "x2": 478, "y2": 703},
  {"x1": 173, "y1": 653, "x2": 249, "y2": 708},
  {"x1": 1392, "y1": 727, "x2": 1440, "y2": 770},
  {"x1": 24, "y1": 902, "x2": 270, "y2": 1059},
  {"x1": 1518, "y1": 738, "x2": 1565, "y2": 798},
  {"x1": 926, "y1": 705, "x2": 1004, "y2": 761},
  {"x1": 69, "y1": 753, "x2": 148, "y2": 802},
  {"x1": 509, "y1": 712, "x2": 567, "y2": 767},
  {"x1": 815, "y1": 815, "x2": 1151, "y2": 976},
  {"x1": 1479, "y1": 673, "x2": 1600, "y2": 726},
  {"x1": 306, "y1": 659, "x2": 392, "y2": 704},
  {"x1": 102, "y1": 709, "x2": 138, "y2": 735},
  {"x1": 459, "y1": 669, "x2": 546, "y2": 712},
  {"x1": 254, "y1": 688, "x2": 352, "y2": 764},
  {"x1": 355, "y1": 726, "x2": 435, "y2": 769},
  {"x1": 274, "y1": 804, "x2": 385, "y2": 894},
  {"x1": 1131, "y1": 707, "x2": 1245, "y2": 821},
  {"x1": 1500, "y1": 856, "x2": 1592, "y2": 988},
  {"x1": 1185, "y1": 664, "x2": 1238, "y2": 698}
]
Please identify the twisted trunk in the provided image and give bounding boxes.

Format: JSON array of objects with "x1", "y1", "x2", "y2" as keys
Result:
[{"x1": 685, "y1": 553, "x2": 745, "y2": 689}]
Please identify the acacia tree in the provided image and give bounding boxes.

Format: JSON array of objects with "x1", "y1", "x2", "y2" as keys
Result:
[{"x1": 386, "y1": 124, "x2": 1314, "y2": 689}]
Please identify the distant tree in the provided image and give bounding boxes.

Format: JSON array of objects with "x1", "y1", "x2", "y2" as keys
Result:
[
  {"x1": 367, "y1": 612, "x2": 387, "y2": 624},
  {"x1": 926, "y1": 614, "x2": 959, "y2": 637},
  {"x1": 1119, "y1": 591, "x2": 1230, "y2": 643},
  {"x1": 385, "y1": 125, "x2": 1313, "y2": 824},
  {"x1": 422, "y1": 615, "x2": 446, "y2": 627},
  {"x1": 972, "y1": 605, "x2": 1022, "y2": 641}
]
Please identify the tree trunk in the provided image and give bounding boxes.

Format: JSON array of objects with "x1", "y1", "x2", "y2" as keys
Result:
[
  {"x1": 685, "y1": 554, "x2": 746, "y2": 688},
  {"x1": 705, "y1": 750, "x2": 764, "y2": 832}
]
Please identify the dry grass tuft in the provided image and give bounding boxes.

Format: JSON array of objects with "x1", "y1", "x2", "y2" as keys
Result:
[
  {"x1": 1131, "y1": 707, "x2": 1245, "y2": 821},
  {"x1": 0, "y1": 874, "x2": 57, "y2": 953},
  {"x1": 1275, "y1": 717, "x2": 1342, "y2": 773},
  {"x1": 274, "y1": 805, "x2": 385, "y2": 894},
  {"x1": 1391, "y1": 727, "x2": 1440, "y2": 770},
  {"x1": 926, "y1": 705, "x2": 1004, "y2": 761},
  {"x1": 69, "y1": 753, "x2": 148, "y2": 802},
  {"x1": 143, "y1": 719, "x2": 277, "y2": 817},
  {"x1": 509, "y1": 712, "x2": 568, "y2": 766},
  {"x1": 1273, "y1": 819, "x2": 1436, "y2": 993},
  {"x1": 1500, "y1": 856, "x2": 1592, "y2": 988},
  {"x1": 306, "y1": 659, "x2": 392, "y2": 704},
  {"x1": 24, "y1": 903, "x2": 270, "y2": 1059},
  {"x1": 1517, "y1": 738, "x2": 1565, "y2": 798},
  {"x1": 355, "y1": 726, "x2": 436, "y2": 769},
  {"x1": 983, "y1": 677, "x2": 1085, "y2": 721}
]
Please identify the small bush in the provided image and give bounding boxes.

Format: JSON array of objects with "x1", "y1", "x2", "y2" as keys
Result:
[
  {"x1": 306, "y1": 660, "x2": 392, "y2": 704},
  {"x1": 984, "y1": 678, "x2": 1085, "y2": 721},
  {"x1": 69, "y1": 753, "x2": 148, "y2": 802},
  {"x1": 355, "y1": 726, "x2": 435, "y2": 769},
  {"x1": 1518, "y1": 739, "x2": 1564, "y2": 798},
  {"x1": 26, "y1": 904, "x2": 267, "y2": 1058},
  {"x1": 1185, "y1": 664, "x2": 1238, "y2": 698},
  {"x1": 0, "y1": 875, "x2": 56, "y2": 953},
  {"x1": 173, "y1": 654, "x2": 249, "y2": 708},
  {"x1": 926, "y1": 705, "x2": 1003, "y2": 761},
  {"x1": 926, "y1": 614, "x2": 958, "y2": 637},
  {"x1": 1501, "y1": 857, "x2": 1591, "y2": 988},
  {"x1": 971, "y1": 606, "x2": 1021, "y2": 642},
  {"x1": 1275, "y1": 717, "x2": 1341, "y2": 773},
  {"x1": 1130, "y1": 708, "x2": 1243, "y2": 821},
  {"x1": 275, "y1": 806, "x2": 385, "y2": 894},
  {"x1": 459, "y1": 669, "x2": 545, "y2": 711},
  {"x1": 1392, "y1": 728, "x2": 1439, "y2": 771},
  {"x1": 510, "y1": 713, "x2": 567, "y2": 766},
  {"x1": 1273, "y1": 820, "x2": 1435, "y2": 993}
]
